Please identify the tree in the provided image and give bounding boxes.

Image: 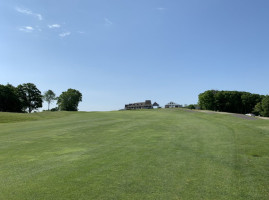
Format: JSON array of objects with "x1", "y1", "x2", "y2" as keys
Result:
[
  {"x1": 43, "y1": 90, "x2": 56, "y2": 110},
  {"x1": 198, "y1": 90, "x2": 217, "y2": 110},
  {"x1": 241, "y1": 93, "x2": 262, "y2": 114},
  {"x1": 253, "y1": 96, "x2": 269, "y2": 117},
  {"x1": 261, "y1": 96, "x2": 269, "y2": 117},
  {"x1": 187, "y1": 104, "x2": 196, "y2": 109},
  {"x1": 17, "y1": 83, "x2": 43, "y2": 113},
  {"x1": 57, "y1": 89, "x2": 82, "y2": 111},
  {"x1": 0, "y1": 84, "x2": 22, "y2": 112},
  {"x1": 253, "y1": 102, "x2": 262, "y2": 116},
  {"x1": 198, "y1": 90, "x2": 263, "y2": 114}
]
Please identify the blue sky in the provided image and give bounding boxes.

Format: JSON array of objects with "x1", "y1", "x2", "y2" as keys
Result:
[{"x1": 1, "y1": 0, "x2": 269, "y2": 111}]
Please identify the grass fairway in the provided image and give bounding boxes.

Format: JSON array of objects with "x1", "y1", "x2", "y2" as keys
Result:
[{"x1": 0, "y1": 110, "x2": 269, "y2": 200}]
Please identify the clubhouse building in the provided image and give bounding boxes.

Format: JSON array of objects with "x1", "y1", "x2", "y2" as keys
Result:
[
  {"x1": 165, "y1": 101, "x2": 182, "y2": 108},
  {"x1": 125, "y1": 100, "x2": 157, "y2": 110}
]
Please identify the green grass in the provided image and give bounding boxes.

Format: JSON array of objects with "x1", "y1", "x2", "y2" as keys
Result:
[
  {"x1": 0, "y1": 109, "x2": 269, "y2": 199},
  {"x1": 0, "y1": 111, "x2": 73, "y2": 123}
]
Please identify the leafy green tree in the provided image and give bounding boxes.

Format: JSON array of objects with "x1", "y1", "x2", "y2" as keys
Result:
[
  {"x1": 253, "y1": 96, "x2": 269, "y2": 117},
  {"x1": 0, "y1": 84, "x2": 22, "y2": 112},
  {"x1": 50, "y1": 107, "x2": 59, "y2": 112},
  {"x1": 43, "y1": 90, "x2": 56, "y2": 110},
  {"x1": 187, "y1": 104, "x2": 196, "y2": 109},
  {"x1": 253, "y1": 102, "x2": 262, "y2": 116},
  {"x1": 225, "y1": 91, "x2": 242, "y2": 113},
  {"x1": 241, "y1": 93, "x2": 262, "y2": 114},
  {"x1": 198, "y1": 90, "x2": 217, "y2": 110},
  {"x1": 199, "y1": 90, "x2": 263, "y2": 114},
  {"x1": 214, "y1": 91, "x2": 225, "y2": 111},
  {"x1": 57, "y1": 89, "x2": 82, "y2": 111},
  {"x1": 261, "y1": 96, "x2": 269, "y2": 117},
  {"x1": 17, "y1": 83, "x2": 43, "y2": 113}
]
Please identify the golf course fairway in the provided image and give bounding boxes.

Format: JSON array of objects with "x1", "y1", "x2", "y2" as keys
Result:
[{"x1": 0, "y1": 109, "x2": 268, "y2": 199}]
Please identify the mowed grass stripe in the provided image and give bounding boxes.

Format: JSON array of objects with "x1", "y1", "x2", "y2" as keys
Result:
[{"x1": 0, "y1": 110, "x2": 269, "y2": 199}]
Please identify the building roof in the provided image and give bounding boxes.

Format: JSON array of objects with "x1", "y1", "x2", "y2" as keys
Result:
[
  {"x1": 125, "y1": 100, "x2": 152, "y2": 107},
  {"x1": 153, "y1": 102, "x2": 159, "y2": 106}
]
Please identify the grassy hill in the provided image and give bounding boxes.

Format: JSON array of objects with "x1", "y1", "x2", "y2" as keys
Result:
[{"x1": 0, "y1": 109, "x2": 268, "y2": 200}]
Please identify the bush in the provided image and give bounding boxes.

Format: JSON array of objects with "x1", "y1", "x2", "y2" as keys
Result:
[{"x1": 50, "y1": 107, "x2": 59, "y2": 112}]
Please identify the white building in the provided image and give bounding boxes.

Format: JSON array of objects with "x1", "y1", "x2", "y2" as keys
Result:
[{"x1": 165, "y1": 102, "x2": 182, "y2": 108}]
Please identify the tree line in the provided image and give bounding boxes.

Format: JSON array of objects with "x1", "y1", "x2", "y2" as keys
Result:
[
  {"x1": 198, "y1": 90, "x2": 269, "y2": 117},
  {"x1": 0, "y1": 83, "x2": 82, "y2": 113}
]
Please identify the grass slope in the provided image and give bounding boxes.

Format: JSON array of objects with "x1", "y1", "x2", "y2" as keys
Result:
[{"x1": 0, "y1": 109, "x2": 269, "y2": 200}]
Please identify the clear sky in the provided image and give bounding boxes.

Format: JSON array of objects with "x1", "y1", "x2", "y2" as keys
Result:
[{"x1": 1, "y1": 0, "x2": 269, "y2": 111}]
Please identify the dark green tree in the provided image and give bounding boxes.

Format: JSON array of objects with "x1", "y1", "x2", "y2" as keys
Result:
[
  {"x1": 0, "y1": 84, "x2": 22, "y2": 112},
  {"x1": 253, "y1": 102, "x2": 262, "y2": 116},
  {"x1": 253, "y1": 96, "x2": 269, "y2": 117},
  {"x1": 199, "y1": 90, "x2": 263, "y2": 114},
  {"x1": 261, "y1": 96, "x2": 269, "y2": 117},
  {"x1": 241, "y1": 93, "x2": 262, "y2": 114},
  {"x1": 57, "y1": 89, "x2": 82, "y2": 111},
  {"x1": 17, "y1": 83, "x2": 43, "y2": 113},
  {"x1": 43, "y1": 90, "x2": 56, "y2": 110},
  {"x1": 187, "y1": 104, "x2": 196, "y2": 109},
  {"x1": 198, "y1": 90, "x2": 217, "y2": 110}
]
